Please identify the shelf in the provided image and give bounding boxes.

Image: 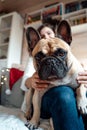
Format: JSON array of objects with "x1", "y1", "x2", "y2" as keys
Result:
[
  {"x1": 0, "y1": 45, "x2": 8, "y2": 59},
  {"x1": 24, "y1": 20, "x2": 42, "y2": 29},
  {"x1": 63, "y1": 8, "x2": 87, "y2": 26},
  {"x1": 68, "y1": 14, "x2": 86, "y2": 20},
  {"x1": 24, "y1": 3, "x2": 64, "y2": 28},
  {"x1": 0, "y1": 43, "x2": 8, "y2": 47},
  {"x1": 41, "y1": 3, "x2": 64, "y2": 22},
  {"x1": 24, "y1": 3, "x2": 87, "y2": 34},
  {"x1": 0, "y1": 27, "x2": 11, "y2": 32},
  {"x1": 71, "y1": 23, "x2": 87, "y2": 34},
  {"x1": 0, "y1": 15, "x2": 12, "y2": 30},
  {"x1": 51, "y1": 15, "x2": 62, "y2": 20},
  {"x1": 0, "y1": 29, "x2": 10, "y2": 44},
  {"x1": 25, "y1": 9, "x2": 42, "y2": 25},
  {"x1": 63, "y1": 8, "x2": 87, "y2": 19}
]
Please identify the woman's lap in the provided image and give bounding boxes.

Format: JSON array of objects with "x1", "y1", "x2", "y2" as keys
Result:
[{"x1": 41, "y1": 85, "x2": 85, "y2": 130}]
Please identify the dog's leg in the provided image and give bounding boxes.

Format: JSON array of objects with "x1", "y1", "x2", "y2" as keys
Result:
[
  {"x1": 30, "y1": 90, "x2": 42, "y2": 126},
  {"x1": 76, "y1": 84, "x2": 87, "y2": 114},
  {"x1": 25, "y1": 88, "x2": 34, "y2": 120},
  {"x1": 26, "y1": 90, "x2": 44, "y2": 130}
]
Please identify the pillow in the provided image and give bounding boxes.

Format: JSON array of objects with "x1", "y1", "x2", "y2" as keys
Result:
[
  {"x1": 9, "y1": 68, "x2": 24, "y2": 90},
  {"x1": 1, "y1": 77, "x2": 24, "y2": 108}
]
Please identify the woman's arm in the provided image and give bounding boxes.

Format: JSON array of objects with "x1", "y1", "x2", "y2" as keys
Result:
[
  {"x1": 77, "y1": 61, "x2": 87, "y2": 87},
  {"x1": 20, "y1": 57, "x2": 35, "y2": 91},
  {"x1": 25, "y1": 72, "x2": 50, "y2": 91}
]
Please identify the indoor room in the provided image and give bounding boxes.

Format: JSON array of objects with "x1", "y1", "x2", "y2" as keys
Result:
[{"x1": 0, "y1": 0, "x2": 87, "y2": 130}]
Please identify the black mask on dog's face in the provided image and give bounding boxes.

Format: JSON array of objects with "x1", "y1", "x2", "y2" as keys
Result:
[{"x1": 35, "y1": 48, "x2": 68, "y2": 80}]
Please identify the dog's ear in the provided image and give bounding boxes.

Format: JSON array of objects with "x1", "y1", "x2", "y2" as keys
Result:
[
  {"x1": 57, "y1": 20, "x2": 72, "y2": 45},
  {"x1": 26, "y1": 27, "x2": 41, "y2": 53}
]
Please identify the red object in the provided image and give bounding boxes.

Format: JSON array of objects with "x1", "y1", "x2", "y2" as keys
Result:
[{"x1": 9, "y1": 68, "x2": 24, "y2": 90}]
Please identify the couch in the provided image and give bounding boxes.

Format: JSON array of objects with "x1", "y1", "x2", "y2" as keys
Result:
[{"x1": 0, "y1": 66, "x2": 53, "y2": 130}]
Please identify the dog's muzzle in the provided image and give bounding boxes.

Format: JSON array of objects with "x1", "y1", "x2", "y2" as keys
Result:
[{"x1": 37, "y1": 56, "x2": 69, "y2": 80}]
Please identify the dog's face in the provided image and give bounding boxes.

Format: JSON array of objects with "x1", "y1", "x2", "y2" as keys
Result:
[
  {"x1": 26, "y1": 20, "x2": 72, "y2": 80},
  {"x1": 32, "y1": 37, "x2": 72, "y2": 80}
]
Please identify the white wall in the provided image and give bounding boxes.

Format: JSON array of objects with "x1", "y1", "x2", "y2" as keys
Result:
[{"x1": 71, "y1": 32, "x2": 87, "y2": 63}]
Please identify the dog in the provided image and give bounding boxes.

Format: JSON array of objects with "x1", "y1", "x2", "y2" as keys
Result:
[{"x1": 25, "y1": 20, "x2": 87, "y2": 130}]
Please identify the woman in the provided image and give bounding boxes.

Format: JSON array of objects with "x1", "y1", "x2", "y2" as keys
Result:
[{"x1": 21, "y1": 21, "x2": 87, "y2": 130}]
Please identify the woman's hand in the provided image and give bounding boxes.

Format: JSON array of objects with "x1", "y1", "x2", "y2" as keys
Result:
[
  {"x1": 77, "y1": 71, "x2": 87, "y2": 87},
  {"x1": 26, "y1": 72, "x2": 50, "y2": 91}
]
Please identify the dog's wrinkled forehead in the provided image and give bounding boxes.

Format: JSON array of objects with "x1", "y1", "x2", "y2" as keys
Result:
[{"x1": 32, "y1": 37, "x2": 70, "y2": 56}]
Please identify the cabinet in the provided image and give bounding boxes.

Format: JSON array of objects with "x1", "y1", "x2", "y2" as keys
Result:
[
  {"x1": 0, "y1": 12, "x2": 24, "y2": 71},
  {"x1": 24, "y1": 1, "x2": 87, "y2": 33}
]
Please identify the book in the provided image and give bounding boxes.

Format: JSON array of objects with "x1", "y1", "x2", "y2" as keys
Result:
[
  {"x1": 65, "y1": 1, "x2": 80, "y2": 13},
  {"x1": 42, "y1": 3, "x2": 63, "y2": 22}
]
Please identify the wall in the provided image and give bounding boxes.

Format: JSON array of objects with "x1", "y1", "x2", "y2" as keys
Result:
[{"x1": 71, "y1": 32, "x2": 87, "y2": 63}]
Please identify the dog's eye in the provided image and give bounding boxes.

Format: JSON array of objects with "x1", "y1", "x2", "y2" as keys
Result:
[
  {"x1": 54, "y1": 48, "x2": 67, "y2": 59},
  {"x1": 35, "y1": 51, "x2": 45, "y2": 61}
]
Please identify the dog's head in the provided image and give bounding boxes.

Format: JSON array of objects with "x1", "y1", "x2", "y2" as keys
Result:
[
  {"x1": 26, "y1": 20, "x2": 72, "y2": 80},
  {"x1": 32, "y1": 37, "x2": 73, "y2": 80}
]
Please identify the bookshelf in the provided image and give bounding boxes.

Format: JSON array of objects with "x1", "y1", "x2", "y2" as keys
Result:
[
  {"x1": 41, "y1": 3, "x2": 64, "y2": 22},
  {"x1": 24, "y1": 3, "x2": 64, "y2": 29},
  {"x1": 24, "y1": 1, "x2": 87, "y2": 33},
  {"x1": 25, "y1": 9, "x2": 42, "y2": 24},
  {"x1": 63, "y1": 8, "x2": 87, "y2": 26}
]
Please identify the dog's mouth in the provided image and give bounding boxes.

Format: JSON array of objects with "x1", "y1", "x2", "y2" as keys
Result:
[
  {"x1": 48, "y1": 75, "x2": 58, "y2": 79},
  {"x1": 37, "y1": 56, "x2": 69, "y2": 80},
  {"x1": 47, "y1": 76, "x2": 59, "y2": 81}
]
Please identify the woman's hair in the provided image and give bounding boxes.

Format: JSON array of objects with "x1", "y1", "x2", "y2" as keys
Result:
[{"x1": 38, "y1": 23, "x2": 55, "y2": 34}]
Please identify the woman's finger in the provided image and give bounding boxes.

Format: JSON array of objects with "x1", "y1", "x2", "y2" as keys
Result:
[
  {"x1": 78, "y1": 71, "x2": 87, "y2": 76},
  {"x1": 77, "y1": 75, "x2": 87, "y2": 80},
  {"x1": 77, "y1": 80, "x2": 87, "y2": 84},
  {"x1": 33, "y1": 83, "x2": 49, "y2": 90}
]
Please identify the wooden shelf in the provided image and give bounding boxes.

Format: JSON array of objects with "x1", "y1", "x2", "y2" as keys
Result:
[
  {"x1": 0, "y1": 27, "x2": 11, "y2": 32},
  {"x1": 24, "y1": 2, "x2": 87, "y2": 34},
  {"x1": 71, "y1": 23, "x2": 87, "y2": 34},
  {"x1": 24, "y1": 20, "x2": 42, "y2": 29},
  {"x1": 0, "y1": 43, "x2": 8, "y2": 47}
]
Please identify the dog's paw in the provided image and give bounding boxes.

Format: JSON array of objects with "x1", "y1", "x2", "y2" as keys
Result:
[
  {"x1": 77, "y1": 97, "x2": 87, "y2": 114},
  {"x1": 25, "y1": 122, "x2": 43, "y2": 130},
  {"x1": 25, "y1": 121, "x2": 37, "y2": 130}
]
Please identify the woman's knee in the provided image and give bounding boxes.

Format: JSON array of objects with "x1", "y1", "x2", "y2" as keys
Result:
[
  {"x1": 41, "y1": 86, "x2": 77, "y2": 118},
  {"x1": 57, "y1": 86, "x2": 75, "y2": 102},
  {"x1": 49, "y1": 86, "x2": 76, "y2": 107}
]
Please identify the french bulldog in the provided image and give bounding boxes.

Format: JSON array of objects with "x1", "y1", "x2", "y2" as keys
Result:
[{"x1": 25, "y1": 20, "x2": 87, "y2": 130}]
